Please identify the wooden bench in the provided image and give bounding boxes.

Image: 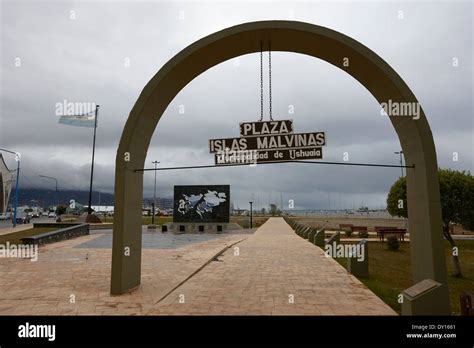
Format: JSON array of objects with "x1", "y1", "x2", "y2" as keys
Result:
[
  {"x1": 351, "y1": 226, "x2": 367, "y2": 232},
  {"x1": 376, "y1": 228, "x2": 407, "y2": 241},
  {"x1": 339, "y1": 224, "x2": 353, "y2": 232},
  {"x1": 375, "y1": 226, "x2": 391, "y2": 236}
]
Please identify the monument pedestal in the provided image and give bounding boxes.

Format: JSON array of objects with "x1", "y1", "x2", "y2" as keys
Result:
[{"x1": 162, "y1": 222, "x2": 231, "y2": 234}]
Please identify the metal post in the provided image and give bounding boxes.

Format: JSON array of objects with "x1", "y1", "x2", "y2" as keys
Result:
[
  {"x1": 400, "y1": 151, "x2": 404, "y2": 177},
  {"x1": 395, "y1": 151, "x2": 404, "y2": 177},
  {"x1": 249, "y1": 201, "x2": 253, "y2": 229},
  {"x1": 55, "y1": 179, "x2": 58, "y2": 216},
  {"x1": 38, "y1": 175, "x2": 58, "y2": 216},
  {"x1": 152, "y1": 161, "x2": 159, "y2": 225},
  {"x1": 13, "y1": 156, "x2": 20, "y2": 227},
  {"x1": 88, "y1": 105, "x2": 99, "y2": 215}
]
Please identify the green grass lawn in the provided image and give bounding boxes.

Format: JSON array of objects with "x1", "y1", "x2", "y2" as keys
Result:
[
  {"x1": 0, "y1": 227, "x2": 58, "y2": 245},
  {"x1": 102, "y1": 215, "x2": 268, "y2": 228},
  {"x1": 140, "y1": 216, "x2": 173, "y2": 225},
  {"x1": 334, "y1": 239, "x2": 474, "y2": 315},
  {"x1": 230, "y1": 216, "x2": 268, "y2": 229}
]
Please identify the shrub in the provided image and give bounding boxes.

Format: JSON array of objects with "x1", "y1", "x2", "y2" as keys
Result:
[
  {"x1": 358, "y1": 230, "x2": 369, "y2": 238},
  {"x1": 386, "y1": 234, "x2": 400, "y2": 250}
]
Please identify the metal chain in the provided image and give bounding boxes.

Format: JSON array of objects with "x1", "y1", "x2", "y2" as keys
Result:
[
  {"x1": 259, "y1": 41, "x2": 264, "y2": 122},
  {"x1": 268, "y1": 41, "x2": 273, "y2": 121}
]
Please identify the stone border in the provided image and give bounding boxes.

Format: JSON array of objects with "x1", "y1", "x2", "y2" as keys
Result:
[{"x1": 21, "y1": 223, "x2": 89, "y2": 245}]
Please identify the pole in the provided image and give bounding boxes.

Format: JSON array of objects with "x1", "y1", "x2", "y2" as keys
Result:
[
  {"x1": 38, "y1": 175, "x2": 58, "y2": 216},
  {"x1": 13, "y1": 157, "x2": 20, "y2": 227},
  {"x1": 88, "y1": 105, "x2": 99, "y2": 215},
  {"x1": 395, "y1": 151, "x2": 404, "y2": 177},
  {"x1": 249, "y1": 201, "x2": 253, "y2": 229},
  {"x1": 152, "y1": 161, "x2": 159, "y2": 225},
  {"x1": 55, "y1": 178, "x2": 58, "y2": 216},
  {"x1": 136, "y1": 160, "x2": 414, "y2": 172},
  {"x1": 400, "y1": 151, "x2": 404, "y2": 177}
]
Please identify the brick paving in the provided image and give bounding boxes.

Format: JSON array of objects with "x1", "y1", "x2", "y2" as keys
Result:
[
  {"x1": 151, "y1": 218, "x2": 396, "y2": 315},
  {"x1": 0, "y1": 233, "x2": 247, "y2": 315},
  {"x1": 0, "y1": 218, "x2": 396, "y2": 315}
]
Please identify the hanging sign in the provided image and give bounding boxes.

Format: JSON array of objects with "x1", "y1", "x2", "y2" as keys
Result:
[{"x1": 209, "y1": 119, "x2": 326, "y2": 165}]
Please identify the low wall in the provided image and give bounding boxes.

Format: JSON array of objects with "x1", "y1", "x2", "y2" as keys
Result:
[
  {"x1": 22, "y1": 223, "x2": 90, "y2": 245},
  {"x1": 89, "y1": 223, "x2": 113, "y2": 230},
  {"x1": 33, "y1": 222, "x2": 81, "y2": 229}
]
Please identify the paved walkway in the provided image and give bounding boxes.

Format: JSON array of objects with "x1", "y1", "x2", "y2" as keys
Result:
[
  {"x1": 0, "y1": 218, "x2": 395, "y2": 315},
  {"x1": 0, "y1": 233, "x2": 248, "y2": 315},
  {"x1": 151, "y1": 218, "x2": 395, "y2": 315}
]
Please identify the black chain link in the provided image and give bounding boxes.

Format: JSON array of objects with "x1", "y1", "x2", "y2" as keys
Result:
[
  {"x1": 268, "y1": 41, "x2": 273, "y2": 121},
  {"x1": 259, "y1": 41, "x2": 264, "y2": 122}
]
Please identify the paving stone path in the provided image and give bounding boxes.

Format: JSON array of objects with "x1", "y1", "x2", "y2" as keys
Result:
[
  {"x1": 151, "y1": 217, "x2": 396, "y2": 315},
  {"x1": 0, "y1": 218, "x2": 395, "y2": 315},
  {"x1": 0, "y1": 233, "x2": 247, "y2": 315}
]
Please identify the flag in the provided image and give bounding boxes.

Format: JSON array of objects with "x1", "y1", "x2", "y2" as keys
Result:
[{"x1": 58, "y1": 111, "x2": 97, "y2": 128}]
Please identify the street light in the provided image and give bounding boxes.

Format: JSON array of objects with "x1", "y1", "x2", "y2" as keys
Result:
[
  {"x1": 0, "y1": 148, "x2": 20, "y2": 227},
  {"x1": 249, "y1": 201, "x2": 253, "y2": 229},
  {"x1": 394, "y1": 151, "x2": 404, "y2": 177},
  {"x1": 38, "y1": 175, "x2": 59, "y2": 216},
  {"x1": 151, "y1": 161, "x2": 160, "y2": 225}
]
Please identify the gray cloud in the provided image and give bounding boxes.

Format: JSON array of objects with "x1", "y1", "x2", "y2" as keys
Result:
[{"x1": 1, "y1": 0, "x2": 472, "y2": 210}]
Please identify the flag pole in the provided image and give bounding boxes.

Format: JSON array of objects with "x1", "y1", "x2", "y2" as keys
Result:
[{"x1": 87, "y1": 104, "x2": 99, "y2": 215}]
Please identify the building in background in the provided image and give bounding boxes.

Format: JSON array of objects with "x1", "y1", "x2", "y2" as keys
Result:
[{"x1": 0, "y1": 154, "x2": 14, "y2": 214}]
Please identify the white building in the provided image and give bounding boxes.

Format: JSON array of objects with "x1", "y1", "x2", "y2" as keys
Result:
[{"x1": 88, "y1": 205, "x2": 114, "y2": 214}]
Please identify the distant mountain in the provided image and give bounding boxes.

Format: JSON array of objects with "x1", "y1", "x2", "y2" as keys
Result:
[
  {"x1": 11, "y1": 188, "x2": 173, "y2": 209},
  {"x1": 15, "y1": 188, "x2": 114, "y2": 208}
]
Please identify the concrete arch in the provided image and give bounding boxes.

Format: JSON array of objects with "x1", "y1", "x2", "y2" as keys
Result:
[{"x1": 111, "y1": 20, "x2": 449, "y2": 313}]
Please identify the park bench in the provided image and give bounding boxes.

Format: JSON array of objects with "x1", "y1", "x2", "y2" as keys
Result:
[
  {"x1": 374, "y1": 226, "x2": 395, "y2": 236},
  {"x1": 339, "y1": 224, "x2": 353, "y2": 232},
  {"x1": 376, "y1": 227, "x2": 407, "y2": 241},
  {"x1": 350, "y1": 226, "x2": 367, "y2": 232}
]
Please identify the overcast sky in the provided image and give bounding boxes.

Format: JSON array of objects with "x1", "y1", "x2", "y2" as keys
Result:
[{"x1": 1, "y1": 0, "x2": 472, "y2": 210}]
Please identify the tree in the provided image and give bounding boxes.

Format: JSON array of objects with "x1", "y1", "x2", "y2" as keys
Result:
[
  {"x1": 269, "y1": 204, "x2": 278, "y2": 216},
  {"x1": 261, "y1": 208, "x2": 266, "y2": 216},
  {"x1": 56, "y1": 204, "x2": 67, "y2": 216},
  {"x1": 387, "y1": 169, "x2": 474, "y2": 277},
  {"x1": 386, "y1": 177, "x2": 407, "y2": 218}
]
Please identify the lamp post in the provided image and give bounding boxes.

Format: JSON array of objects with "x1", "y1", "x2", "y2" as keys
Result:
[
  {"x1": 151, "y1": 161, "x2": 160, "y2": 225},
  {"x1": 38, "y1": 175, "x2": 59, "y2": 216},
  {"x1": 0, "y1": 148, "x2": 20, "y2": 227},
  {"x1": 394, "y1": 151, "x2": 404, "y2": 177},
  {"x1": 249, "y1": 201, "x2": 253, "y2": 229}
]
